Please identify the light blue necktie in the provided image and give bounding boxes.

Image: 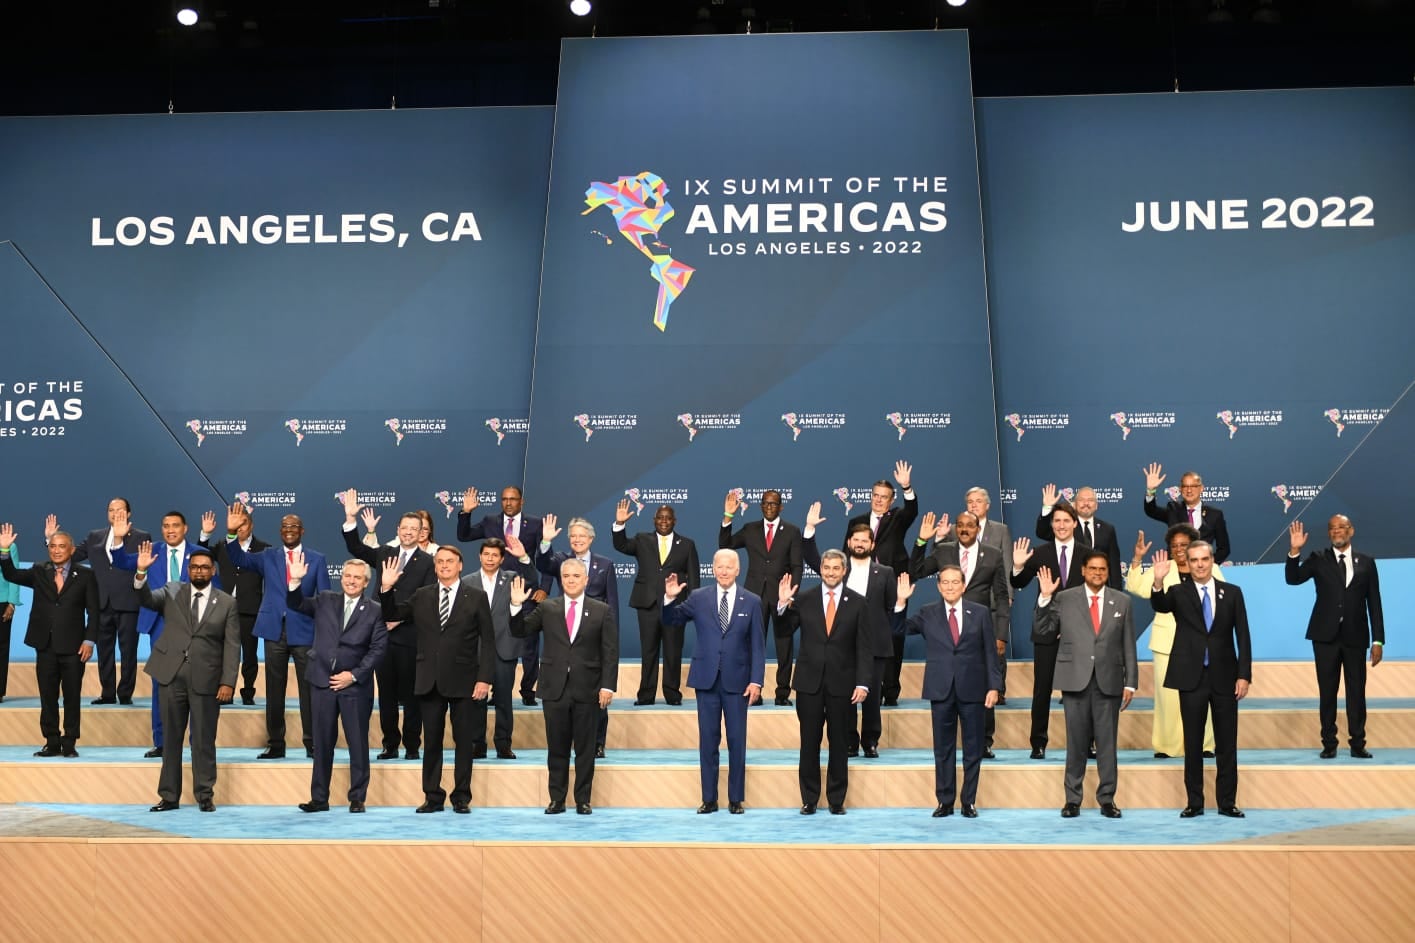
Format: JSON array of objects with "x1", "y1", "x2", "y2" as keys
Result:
[{"x1": 1201, "y1": 586, "x2": 1213, "y2": 667}]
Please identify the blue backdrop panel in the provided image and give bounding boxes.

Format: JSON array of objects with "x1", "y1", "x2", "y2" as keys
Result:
[
  {"x1": 524, "y1": 33, "x2": 1000, "y2": 657},
  {"x1": 0, "y1": 107, "x2": 554, "y2": 659}
]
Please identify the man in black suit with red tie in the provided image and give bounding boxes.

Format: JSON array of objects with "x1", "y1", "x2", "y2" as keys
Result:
[
  {"x1": 612, "y1": 500, "x2": 699, "y2": 705},
  {"x1": 509, "y1": 559, "x2": 619, "y2": 815},
  {"x1": 845, "y1": 461, "x2": 917, "y2": 707},
  {"x1": 720, "y1": 489, "x2": 803, "y2": 706},
  {"x1": 1010, "y1": 502, "x2": 1088, "y2": 759},
  {"x1": 776, "y1": 549, "x2": 871, "y2": 814},
  {"x1": 1142, "y1": 463, "x2": 1231, "y2": 564},
  {"x1": 1286, "y1": 516, "x2": 1384, "y2": 759},
  {"x1": 0, "y1": 523, "x2": 100, "y2": 756},
  {"x1": 1150, "y1": 540, "x2": 1252, "y2": 818},
  {"x1": 1035, "y1": 484, "x2": 1122, "y2": 589}
]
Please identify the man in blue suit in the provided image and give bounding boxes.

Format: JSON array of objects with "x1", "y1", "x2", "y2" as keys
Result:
[
  {"x1": 537, "y1": 513, "x2": 620, "y2": 756},
  {"x1": 898, "y1": 565, "x2": 1002, "y2": 818},
  {"x1": 224, "y1": 503, "x2": 329, "y2": 758},
  {"x1": 662, "y1": 549, "x2": 765, "y2": 814},
  {"x1": 111, "y1": 511, "x2": 221, "y2": 758},
  {"x1": 286, "y1": 553, "x2": 387, "y2": 813}
]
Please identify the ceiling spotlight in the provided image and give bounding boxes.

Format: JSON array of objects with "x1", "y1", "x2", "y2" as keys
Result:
[
  {"x1": 176, "y1": 8, "x2": 199, "y2": 26},
  {"x1": 569, "y1": 0, "x2": 591, "y2": 15},
  {"x1": 946, "y1": 0, "x2": 967, "y2": 7}
]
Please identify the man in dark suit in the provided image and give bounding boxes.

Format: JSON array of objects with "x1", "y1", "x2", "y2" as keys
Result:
[
  {"x1": 457, "y1": 484, "x2": 552, "y2": 705},
  {"x1": 845, "y1": 461, "x2": 917, "y2": 706},
  {"x1": 612, "y1": 500, "x2": 699, "y2": 705},
  {"x1": 1035, "y1": 485, "x2": 1122, "y2": 589},
  {"x1": 538, "y1": 514, "x2": 620, "y2": 757},
  {"x1": 510, "y1": 558, "x2": 619, "y2": 814},
  {"x1": 911, "y1": 510, "x2": 1011, "y2": 758},
  {"x1": 776, "y1": 549, "x2": 870, "y2": 814},
  {"x1": 200, "y1": 506, "x2": 268, "y2": 706},
  {"x1": 1033, "y1": 551, "x2": 1137, "y2": 819},
  {"x1": 1011, "y1": 502, "x2": 1088, "y2": 759},
  {"x1": 899, "y1": 565, "x2": 1002, "y2": 818},
  {"x1": 379, "y1": 545, "x2": 494, "y2": 813},
  {"x1": 1142, "y1": 463, "x2": 1231, "y2": 564},
  {"x1": 720, "y1": 489, "x2": 803, "y2": 706},
  {"x1": 49, "y1": 499, "x2": 150, "y2": 705},
  {"x1": 134, "y1": 544, "x2": 239, "y2": 812},
  {"x1": 662, "y1": 550, "x2": 765, "y2": 813},
  {"x1": 1150, "y1": 540, "x2": 1252, "y2": 818},
  {"x1": 1286, "y1": 516, "x2": 1384, "y2": 758},
  {"x1": 803, "y1": 504, "x2": 896, "y2": 758},
  {"x1": 0, "y1": 523, "x2": 99, "y2": 756},
  {"x1": 340, "y1": 491, "x2": 434, "y2": 760},
  {"x1": 957, "y1": 487, "x2": 1011, "y2": 555},
  {"x1": 465, "y1": 537, "x2": 537, "y2": 760},
  {"x1": 223, "y1": 504, "x2": 329, "y2": 759},
  {"x1": 287, "y1": 554, "x2": 387, "y2": 813}
]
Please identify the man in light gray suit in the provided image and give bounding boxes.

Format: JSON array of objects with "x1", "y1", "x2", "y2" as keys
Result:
[
  {"x1": 466, "y1": 537, "x2": 536, "y2": 759},
  {"x1": 1033, "y1": 549, "x2": 1137, "y2": 819},
  {"x1": 133, "y1": 543, "x2": 240, "y2": 812}
]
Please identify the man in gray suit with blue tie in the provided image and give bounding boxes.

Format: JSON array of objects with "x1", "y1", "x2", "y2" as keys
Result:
[
  {"x1": 1033, "y1": 550, "x2": 1137, "y2": 819},
  {"x1": 133, "y1": 543, "x2": 240, "y2": 812}
]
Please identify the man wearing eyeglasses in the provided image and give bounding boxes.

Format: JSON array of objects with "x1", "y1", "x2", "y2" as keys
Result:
[{"x1": 1142, "y1": 463, "x2": 1231, "y2": 564}]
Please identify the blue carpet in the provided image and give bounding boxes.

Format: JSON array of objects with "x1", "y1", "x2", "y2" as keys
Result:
[{"x1": 11, "y1": 802, "x2": 1414, "y2": 846}]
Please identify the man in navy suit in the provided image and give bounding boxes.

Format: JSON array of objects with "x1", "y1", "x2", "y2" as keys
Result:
[
  {"x1": 1035, "y1": 485, "x2": 1123, "y2": 589},
  {"x1": 662, "y1": 550, "x2": 765, "y2": 813},
  {"x1": 1142, "y1": 463, "x2": 1231, "y2": 564},
  {"x1": 775, "y1": 549, "x2": 870, "y2": 814},
  {"x1": 613, "y1": 500, "x2": 700, "y2": 705},
  {"x1": 224, "y1": 503, "x2": 329, "y2": 759},
  {"x1": 1286, "y1": 516, "x2": 1384, "y2": 758},
  {"x1": 1151, "y1": 540, "x2": 1252, "y2": 818},
  {"x1": 465, "y1": 536, "x2": 537, "y2": 759},
  {"x1": 537, "y1": 514, "x2": 620, "y2": 756},
  {"x1": 111, "y1": 510, "x2": 222, "y2": 758},
  {"x1": 286, "y1": 554, "x2": 387, "y2": 813},
  {"x1": 720, "y1": 489, "x2": 803, "y2": 706},
  {"x1": 899, "y1": 565, "x2": 1002, "y2": 817},
  {"x1": 458, "y1": 485, "x2": 552, "y2": 704},
  {"x1": 49, "y1": 499, "x2": 150, "y2": 705},
  {"x1": 845, "y1": 461, "x2": 917, "y2": 707}
]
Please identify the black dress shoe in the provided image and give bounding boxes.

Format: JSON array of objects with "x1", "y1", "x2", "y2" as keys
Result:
[
  {"x1": 298, "y1": 801, "x2": 330, "y2": 813},
  {"x1": 595, "y1": 746, "x2": 606, "y2": 759},
  {"x1": 801, "y1": 804, "x2": 817, "y2": 815},
  {"x1": 376, "y1": 748, "x2": 399, "y2": 760},
  {"x1": 1351, "y1": 747, "x2": 1373, "y2": 759},
  {"x1": 932, "y1": 804, "x2": 953, "y2": 818},
  {"x1": 1060, "y1": 803, "x2": 1080, "y2": 818},
  {"x1": 847, "y1": 747, "x2": 859, "y2": 758},
  {"x1": 118, "y1": 697, "x2": 134, "y2": 705},
  {"x1": 144, "y1": 747, "x2": 163, "y2": 759},
  {"x1": 634, "y1": 697, "x2": 655, "y2": 706},
  {"x1": 774, "y1": 697, "x2": 792, "y2": 707},
  {"x1": 405, "y1": 750, "x2": 420, "y2": 761},
  {"x1": 1154, "y1": 752, "x2": 1171, "y2": 759},
  {"x1": 472, "y1": 745, "x2": 488, "y2": 759},
  {"x1": 1100, "y1": 803, "x2": 1122, "y2": 819},
  {"x1": 305, "y1": 747, "x2": 314, "y2": 758},
  {"x1": 241, "y1": 694, "x2": 255, "y2": 706},
  {"x1": 91, "y1": 697, "x2": 116, "y2": 705},
  {"x1": 862, "y1": 745, "x2": 879, "y2": 758},
  {"x1": 982, "y1": 749, "x2": 996, "y2": 760},
  {"x1": 495, "y1": 748, "x2": 517, "y2": 760},
  {"x1": 697, "y1": 801, "x2": 718, "y2": 814},
  {"x1": 729, "y1": 802, "x2": 744, "y2": 814},
  {"x1": 576, "y1": 803, "x2": 593, "y2": 815},
  {"x1": 1030, "y1": 748, "x2": 1046, "y2": 760},
  {"x1": 34, "y1": 745, "x2": 61, "y2": 757},
  {"x1": 545, "y1": 801, "x2": 567, "y2": 814},
  {"x1": 349, "y1": 801, "x2": 366, "y2": 813},
  {"x1": 198, "y1": 799, "x2": 216, "y2": 812},
  {"x1": 961, "y1": 805, "x2": 978, "y2": 818},
  {"x1": 1218, "y1": 806, "x2": 1245, "y2": 818},
  {"x1": 61, "y1": 745, "x2": 78, "y2": 757},
  {"x1": 415, "y1": 801, "x2": 444, "y2": 813},
  {"x1": 665, "y1": 697, "x2": 683, "y2": 706},
  {"x1": 149, "y1": 800, "x2": 180, "y2": 812},
  {"x1": 522, "y1": 694, "x2": 538, "y2": 706},
  {"x1": 1180, "y1": 806, "x2": 1205, "y2": 818},
  {"x1": 828, "y1": 805, "x2": 845, "y2": 815},
  {"x1": 1087, "y1": 747, "x2": 1098, "y2": 760},
  {"x1": 882, "y1": 696, "x2": 899, "y2": 707},
  {"x1": 257, "y1": 748, "x2": 286, "y2": 759},
  {"x1": 1319, "y1": 746, "x2": 1337, "y2": 759},
  {"x1": 451, "y1": 801, "x2": 470, "y2": 814},
  {"x1": 1202, "y1": 751, "x2": 1215, "y2": 758}
]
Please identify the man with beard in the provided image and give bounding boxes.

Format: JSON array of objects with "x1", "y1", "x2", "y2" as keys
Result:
[{"x1": 721, "y1": 490, "x2": 803, "y2": 706}]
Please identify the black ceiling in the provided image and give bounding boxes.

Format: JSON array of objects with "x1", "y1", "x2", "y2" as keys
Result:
[{"x1": 1, "y1": 1, "x2": 1411, "y2": 116}]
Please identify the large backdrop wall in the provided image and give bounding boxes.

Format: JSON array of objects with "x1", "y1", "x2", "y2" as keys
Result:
[{"x1": 2, "y1": 32, "x2": 1411, "y2": 663}]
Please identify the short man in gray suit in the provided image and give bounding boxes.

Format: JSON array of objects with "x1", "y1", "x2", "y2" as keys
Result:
[
  {"x1": 133, "y1": 543, "x2": 240, "y2": 812},
  {"x1": 1033, "y1": 550, "x2": 1137, "y2": 819}
]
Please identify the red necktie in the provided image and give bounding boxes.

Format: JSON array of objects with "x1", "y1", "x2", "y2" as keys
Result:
[
  {"x1": 765, "y1": 522, "x2": 775, "y2": 552},
  {"x1": 506, "y1": 517, "x2": 516, "y2": 539},
  {"x1": 948, "y1": 607, "x2": 960, "y2": 645},
  {"x1": 1090, "y1": 595, "x2": 1101, "y2": 635},
  {"x1": 566, "y1": 598, "x2": 577, "y2": 642},
  {"x1": 824, "y1": 590, "x2": 836, "y2": 636},
  {"x1": 286, "y1": 549, "x2": 294, "y2": 583}
]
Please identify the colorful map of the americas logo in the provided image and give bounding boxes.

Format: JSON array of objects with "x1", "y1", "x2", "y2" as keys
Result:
[{"x1": 584, "y1": 172, "x2": 695, "y2": 331}]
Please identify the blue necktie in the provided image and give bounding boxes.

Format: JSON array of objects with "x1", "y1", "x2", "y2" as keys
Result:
[
  {"x1": 1201, "y1": 586, "x2": 1213, "y2": 667},
  {"x1": 719, "y1": 591, "x2": 730, "y2": 634}
]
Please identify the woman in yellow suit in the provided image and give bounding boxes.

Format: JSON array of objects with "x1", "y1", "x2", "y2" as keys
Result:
[{"x1": 1126, "y1": 524, "x2": 1217, "y2": 758}]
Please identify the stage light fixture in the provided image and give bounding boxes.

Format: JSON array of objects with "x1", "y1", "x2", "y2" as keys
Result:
[
  {"x1": 946, "y1": 0, "x2": 967, "y2": 7},
  {"x1": 176, "y1": 7, "x2": 199, "y2": 26},
  {"x1": 570, "y1": 0, "x2": 592, "y2": 15}
]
